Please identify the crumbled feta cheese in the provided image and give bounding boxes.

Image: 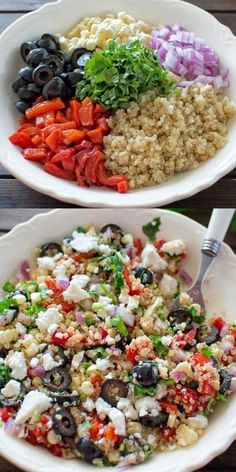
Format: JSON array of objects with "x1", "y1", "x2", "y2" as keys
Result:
[
  {"x1": 22, "y1": 334, "x2": 34, "y2": 348},
  {"x1": 71, "y1": 233, "x2": 98, "y2": 253},
  {"x1": 15, "y1": 390, "x2": 52, "y2": 425},
  {"x1": 156, "y1": 383, "x2": 167, "y2": 400},
  {"x1": 158, "y1": 365, "x2": 168, "y2": 379},
  {"x1": 135, "y1": 397, "x2": 160, "y2": 417},
  {"x1": 42, "y1": 353, "x2": 60, "y2": 371},
  {"x1": 176, "y1": 424, "x2": 198, "y2": 446},
  {"x1": 95, "y1": 398, "x2": 112, "y2": 417},
  {"x1": 167, "y1": 413, "x2": 176, "y2": 428},
  {"x1": 109, "y1": 408, "x2": 126, "y2": 436},
  {"x1": 98, "y1": 296, "x2": 113, "y2": 307},
  {"x1": 63, "y1": 275, "x2": 90, "y2": 303},
  {"x1": 71, "y1": 351, "x2": 84, "y2": 370},
  {"x1": 145, "y1": 296, "x2": 163, "y2": 317},
  {"x1": 6, "y1": 351, "x2": 27, "y2": 380},
  {"x1": 159, "y1": 274, "x2": 178, "y2": 297},
  {"x1": 12, "y1": 294, "x2": 26, "y2": 305},
  {"x1": 37, "y1": 256, "x2": 56, "y2": 271},
  {"x1": 80, "y1": 381, "x2": 94, "y2": 396},
  {"x1": 36, "y1": 307, "x2": 62, "y2": 333},
  {"x1": 47, "y1": 323, "x2": 58, "y2": 335},
  {"x1": 15, "y1": 322, "x2": 27, "y2": 336},
  {"x1": 30, "y1": 292, "x2": 41, "y2": 303},
  {"x1": 160, "y1": 335, "x2": 173, "y2": 346},
  {"x1": 0, "y1": 329, "x2": 19, "y2": 347},
  {"x1": 119, "y1": 293, "x2": 139, "y2": 311},
  {"x1": 96, "y1": 358, "x2": 112, "y2": 371},
  {"x1": 161, "y1": 239, "x2": 186, "y2": 256},
  {"x1": 117, "y1": 398, "x2": 138, "y2": 420},
  {"x1": 147, "y1": 434, "x2": 156, "y2": 446},
  {"x1": 82, "y1": 398, "x2": 95, "y2": 412},
  {"x1": 29, "y1": 357, "x2": 39, "y2": 368},
  {"x1": 186, "y1": 415, "x2": 208, "y2": 430},
  {"x1": 141, "y1": 243, "x2": 167, "y2": 272},
  {"x1": 121, "y1": 234, "x2": 134, "y2": 245},
  {"x1": 1, "y1": 380, "x2": 21, "y2": 398}
]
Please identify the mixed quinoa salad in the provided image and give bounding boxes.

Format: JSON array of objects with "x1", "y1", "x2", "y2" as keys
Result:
[
  {"x1": 0, "y1": 219, "x2": 236, "y2": 466},
  {"x1": 9, "y1": 12, "x2": 235, "y2": 192}
]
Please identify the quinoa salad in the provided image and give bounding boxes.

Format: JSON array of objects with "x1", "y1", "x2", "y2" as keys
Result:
[
  {"x1": 9, "y1": 12, "x2": 235, "y2": 192},
  {"x1": 0, "y1": 219, "x2": 236, "y2": 466}
]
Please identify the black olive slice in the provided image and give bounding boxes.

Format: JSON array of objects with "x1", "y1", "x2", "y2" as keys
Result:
[
  {"x1": 101, "y1": 379, "x2": 128, "y2": 406},
  {"x1": 184, "y1": 380, "x2": 198, "y2": 389},
  {"x1": 50, "y1": 392, "x2": 79, "y2": 405},
  {"x1": 41, "y1": 54, "x2": 63, "y2": 75},
  {"x1": 76, "y1": 438, "x2": 103, "y2": 463},
  {"x1": 20, "y1": 41, "x2": 37, "y2": 62},
  {"x1": 100, "y1": 224, "x2": 123, "y2": 236},
  {"x1": 65, "y1": 69, "x2": 84, "y2": 87},
  {"x1": 219, "y1": 369, "x2": 231, "y2": 394},
  {"x1": 15, "y1": 100, "x2": 31, "y2": 114},
  {"x1": 0, "y1": 394, "x2": 22, "y2": 407},
  {"x1": 140, "y1": 412, "x2": 168, "y2": 427},
  {"x1": 19, "y1": 67, "x2": 33, "y2": 83},
  {"x1": 70, "y1": 48, "x2": 90, "y2": 68},
  {"x1": 42, "y1": 77, "x2": 66, "y2": 100},
  {"x1": 77, "y1": 52, "x2": 93, "y2": 68},
  {"x1": 26, "y1": 48, "x2": 48, "y2": 67},
  {"x1": 17, "y1": 86, "x2": 37, "y2": 102},
  {"x1": 43, "y1": 367, "x2": 72, "y2": 392},
  {"x1": 12, "y1": 77, "x2": 28, "y2": 93},
  {"x1": 196, "y1": 325, "x2": 219, "y2": 345},
  {"x1": 168, "y1": 306, "x2": 191, "y2": 324},
  {"x1": 40, "y1": 242, "x2": 62, "y2": 257},
  {"x1": 133, "y1": 361, "x2": 158, "y2": 387},
  {"x1": 134, "y1": 267, "x2": 153, "y2": 285},
  {"x1": 42, "y1": 345, "x2": 68, "y2": 367},
  {"x1": 52, "y1": 407, "x2": 76, "y2": 437},
  {"x1": 115, "y1": 335, "x2": 131, "y2": 351},
  {"x1": 41, "y1": 33, "x2": 60, "y2": 50},
  {"x1": 32, "y1": 64, "x2": 54, "y2": 87},
  {"x1": 9, "y1": 289, "x2": 30, "y2": 302}
]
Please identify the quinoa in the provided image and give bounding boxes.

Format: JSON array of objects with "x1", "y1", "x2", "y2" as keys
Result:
[{"x1": 104, "y1": 84, "x2": 236, "y2": 189}]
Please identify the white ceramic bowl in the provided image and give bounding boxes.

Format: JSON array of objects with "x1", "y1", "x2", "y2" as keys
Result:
[
  {"x1": 0, "y1": 0, "x2": 236, "y2": 207},
  {"x1": 0, "y1": 208, "x2": 236, "y2": 472}
]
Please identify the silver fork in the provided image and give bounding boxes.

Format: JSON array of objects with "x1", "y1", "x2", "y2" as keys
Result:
[{"x1": 171, "y1": 209, "x2": 235, "y2": 313}]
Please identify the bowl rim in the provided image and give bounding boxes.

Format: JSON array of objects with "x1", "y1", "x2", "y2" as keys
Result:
[
  {"x1": 0, "y1": 0, "x2": 236, "y2": 207},
  {"x1": 0, "y1": 208, "x2": 236, "y2": 472}
]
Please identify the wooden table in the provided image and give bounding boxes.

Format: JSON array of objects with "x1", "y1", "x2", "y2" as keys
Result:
[
  {"x1": 0, "y1": 0, "x2": 235, "y2": 208},
  {"x1": 0, "y1": 208, "x2": 236, "y2": 472}
]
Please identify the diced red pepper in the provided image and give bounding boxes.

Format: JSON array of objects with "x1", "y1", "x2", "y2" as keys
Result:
[
  {"x1": 62, "y1": 129, "x2": 85, "y2": 145},
  {"x1": 89, "y1": 418, "x2": 105, "y2": 440},
  {"x1": 190, "y1": 352, "x2": 210, "y2": 366},
  {"x1": 45, "y1": 129, "x2": 62, "y2": 152},
  {"x1": 44, "y1": 111, "x2": 56, "y2": 127},
  {"x1": 155, "y1": 239, "x2": 166, "y2": 250},
  {"x1": 19, "y1": 126, "x2": 41, "y2": 137},
  {"x1": 91, "y1": 375, "x2": 103, "y2": 387},
  {"x1": 159, "y1": 401, "x2": 178, "y2": 414},
  {"x1": 213, "y1": 317, "x2": 225, "y2": 332},
  {"x1": 159, "y1": 427, "x2": 176, "y2": 442},
  {"x1": 87, "y1": 127, "x2": 104, "y2": 144},
  {"x1": 94, "y1": 103, "x2": 106, "y2": 114},
  {"x1": 85, "y1": 150, "x2": 104, "y2": 184},
  {"x1": 97, "y1": 117, "x2": 109, "y2": 133},
  {"x1": 31, "y1": 135, "x2": 43, "y2": 146},
  {"x1": 117, "y1": 180, "x2": 128, "y2": 193},
  {"x1": 126, "y1": 345, "x2": 139, "y2": 364},
  {"x1": 72, "y1": 251, "x2": 94, "y2": 262},
  {"x1": 26, "y1": 98, "x2": 65, "y2": 120},
  {"x1": 101, "y1": 327, "x2": 108, "y2": 338},
  {"x1": 23, "y1": 148, "x2": 49, "y2": 162},
  {"x1": 134, "y1": 238, "x2": 143, "y2": 255},
  {"x1": 48, "y1": 444, "x2": 63, "y2": 457},
  {"x1": 198, "y1": 380, "x2": 215, "y2": 396},
  {"x1": 174, "y1": 387, "x2": 199, "y2": 415},
  {"x1": 44, "y1": 162, "x2": 75, "y2": 181},
  {"x1": 174, "y1": 329, "x2": 196, "y2": 350},
  {"x1": 26, "y1": 430, "x2": 38, "y2": 446},
  {"x1": 56, "y1": 110, "x2": 67, "y2": 123},
  {"x1": 9, "y1": 131, "x2": 33, "y2": 149},
  {"x1": 103, "y1": 424, "x2": 121, "y2": 445},
  {"x1": 40, "y1": 414, "x2": 49, "y2": 425},
  {"x1": 97, "y1": 161, "x2": 109, "y2": 186},
  {"x1": 51, "y1": 330, "x2": 72, "y2": 346},
  {"x1": 62, "y1": 155, "x2": 76, "y2": 172},
  {"x1": 70, "y1": 99, "x2": 82, "y2": 127},
  {"x1": 75, "y1": 139, "x2": 93, "y2": 152},
  {"x1": 51, "y1": 148, "x2": 75, "y2": 163},
  {"x1": 79, "y1": 103, "x2": 94, "y2": 127},
  {"x1": 1, "y1": 406, "x2": 13, "y2": 422}
]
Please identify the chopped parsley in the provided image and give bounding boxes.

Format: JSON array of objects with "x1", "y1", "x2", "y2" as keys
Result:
[
  {"x1": 0, "y1": 298, "x2": 18, "y2": 314},
  {"x1": 85, "y1": 315, "x2": 94, "y2": 327},
  {"x1": 189, "y1": 305, "x2": 205, "y2": 324},
  {"x1": 149, "y1": 335, "x2": 169, "y2": 357},
  {"x1": 89, "y1": 290, "x2": 99, "y2": 301},
  {"x1": 216, "y1": 392, "x2": 228, "y2": 402},
  {"x1": 25, "y1": 303, "x2": 43, "y2": 317},
  {"x1": 201, "y1": 346, "x2": 213, "y2": 358},
  {"x1": 2, "y1": 281, "x2": 14, "y2": 293},
  {"x1": 110, "y1": 315, "x2": 128, "y2": 337},
  {"x1": 142, "y1": 217, "x2": 161, "y2": 242},
  {"x1": 162, "y1": 378, "x2": 176, "y2": 386},
  {"x1": 104, "y1": 254, "x2": 124, "y2": 272},
  {"x1": 92, "y1": 347, "x2": 108, "y2": 360},
  {"x1": 134, "y1": 384, "x2": 157, "y2": 396},
  {"x1": 0, "y1": 365, "x2": 11, "y2": 383},
  {"x1": 82, "y1": 361, "x2": 92, "y2": 372},
  {"x1": 75, "y1": 226, "x2": 86, "y2": 233}
]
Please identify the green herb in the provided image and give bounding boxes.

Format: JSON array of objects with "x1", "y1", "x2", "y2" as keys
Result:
[
  {"x1": 34, "y1": 410, "x2": 41, "y2": 422},
  {"x1": 85, "y1": 316, "x2": 94, "y2": 327},
  {"x1": 201, "y1": 346, "x2": 213, "y2": 358},
  {"x1": 119, "y1": 443, "x2": 126, "y2": 452},
  {"x1": 110, "y1": 315, "x2": 128, "y2": 337},
  {"x1": 25, "y1": 303, "x2": 43, "y2": 317},
  {"x1": 92, "y1": 303, "x2": 108, "y2": 312},
  {"x1": 203, "y1": 398, "x2": 216, "y2": 417},
  {"x1": 143, "y1": 445, "x2": 153, "y2": 458},
  {"x1": 104, "y1": 254, "x2": 124, "y2": 272},
  {"x1": 216, "y1": 392, "x2": 228, "y2": 402},
  {"x1": 89, "y1": 290, "x2": 99, "y2": 301},
  {"x1": 17, "y1": 281, "x2": 31, "y2": 301},
  {"x1": 142, "y1": 217, "x2": 161, "y2": 242},
  {"x1": 75, "y1": 226, "x2": 86, "y2": 233},
  {"x1": 162, "y1": 378, "x2": 176, "y2": 386},
  {"x1": 189, "y1": 305, "x2": 205, "y2": 324},
  {"x1": 82, "y1": 361, "x2": 92, "y2": 372},
  {"x1": 134, "y1": 384, "x2": 157, "y2": 396},
  {"x1": 158, "y1": 312, "x2": 167, "y2": 321},
  {"x1": 2, "y1": 281, "x2": 14, "y2": 293},
  {"x1": 76, "y1": 40, "x2": 176, "y2": 110},
  {"x1": 149, "y1": 335, "x2": 169, "y2": 357},
  {"x1": 92, "y1": 347, "x2": 108, "y2": 360},
  {"x1": 0, "y1": 365, "x2": 11, "y2": 383},
  {"x1": 99, "y1": 283, "x2": 117, "y2": 303},
  {"x1": 113, "y1": 271, "x2": 125, "y2": 295},
  {"x1": 173, "y1": 291, "x2": 180, "y2": 299},
  {"x1": 0, "y1": 298, "x2": 18, "y2": 314}
]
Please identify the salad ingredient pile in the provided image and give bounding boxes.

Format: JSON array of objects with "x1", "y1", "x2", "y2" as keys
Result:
[{"x1": 0, "y1": 218, "x2": 236, "y2": 466}]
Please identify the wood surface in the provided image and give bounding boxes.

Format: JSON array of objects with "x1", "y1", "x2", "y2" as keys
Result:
[{"x1": 0, "y1": 0, "x2": 235, "y2": 207}]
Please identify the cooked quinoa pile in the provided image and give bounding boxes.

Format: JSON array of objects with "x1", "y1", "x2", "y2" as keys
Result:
[
  {"x1": 0, "y1": 220, "x2": 236, "y2": 466},
  {"x1": 104, "y1": 85, "x2": 235, "y2": 189}
]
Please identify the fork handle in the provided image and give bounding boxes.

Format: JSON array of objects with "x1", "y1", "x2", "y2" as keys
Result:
[{"x1": 201, "y1": 209, "x2": 235, "y2": 257}]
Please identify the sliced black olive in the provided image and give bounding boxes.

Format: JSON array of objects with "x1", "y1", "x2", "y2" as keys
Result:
[
  {"x1": 54, "y1": 50, "x2": 68, "y2": 66},
  {"x1": 77, "y1": 52, "x2": 93, "y2": 68},
  {"x1": 50, "y1": 392, "x2": 79, "y2": 405},
  {"x1": 41, "y1": 33, "x2": 60, "y2": 50},
  {"x1": 15, "y1": 100, "x2": 31, "y2": 114},
  {"x1": 40, "y1": 242, "x2": 62, "y2": 257},
  {"x1": 65, "y1": 63, "x2": 74, "y2": 73},
  {"x1": 9, "y1": 289, "x2": 30, "y2": 302},
  {"x1": 27, "y1": 83, "x2": 41, "y2": 96},
  {"x1": 43, "y1": 367, "x2": 72, "y2": 392},
  {"x1": 19, "y1": 67, "x2": 33, "y2": 83},
  {"x1": 42, "y1": 344, "x2": 68, "y2": 367},
  {"x1": 0, "y1": 349, "x2": 7, "y2": 359},
  {"x1": 0, "y1": 394, "x2": 22, "y2": 407},
  {"x1": 41, "y1": 54, "x2": 63, "y2": 75},
  {"x1": 62, "y1": 86, "x2": 74, "y2": 101},
  {"x1": 32, "y1": 64, "x2": 54, "y2": 87},
  {"x1": 12, "y1": 77, "x2": 27, "y2": 93},
  {"x1": 134, "y1": 267, "x2": 153, "y2": 285},
  {"x1": 17, "y1": 85, "x2": 36, "y2": 102},
  {"x1": 20, "y1": 41, "x2": 37, "y2": 62},
  {"x1": 133, "y1": 361, "x2": 158, "y2": 387},
  {"x1": 168, "y1": 306, "x2": 191, "y2": 324},
  {"x1": 42, "y1": 77, "x2": 66, "y2": 100},
  {"x1": 76, "y1": 438, "x2": 103, "y2": 463},
  {"x1": 101, "y1": 379, "x2": 128, "y2": 406},
  {"x1": 65, "y1": 69, "x2": 84, "y2": 87},
  {"x1": 70, "y1": 48, "x2": 90, "y2": 68},
  {"x1": 140, "y1": 412, "x2": 168, "y2": 427},
  {"x1": 52, "y1": 407, "x2": 76, "y2": 437},
  {"x1": 100, "y1": 224, "x2": 124, "y2": 242},
  {"x1": 115, "y1": 335, "x2": 131, "y2": 351},
  {"x1": 196, "y1": 325, "x2": 219, "y2": 345},
  {"x1": 219, "y1": 369, "x2": 231, "y2": 394},
  {"x1": 26, "y1": 48, "x2": 48, "y2": 67}
]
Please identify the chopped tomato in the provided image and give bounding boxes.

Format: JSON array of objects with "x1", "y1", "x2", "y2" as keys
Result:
[
  {"x1": 123, "y1": 268, "x2": 143, "y2": 296},
  {"x1": 91, "y1": 375, "x2": 103, "y2": 387},
  {"x1": 190, "y1": 352, "x2": 210, "y2": 366},
  {"x1": 60, "y1": 301, "x2": 76, "y2": 313},
  {"x1": 133, "y1": 238, "x2": 143, "y2": 255},
  {"x1": 117, "y1": 180, "x2": 128, "y2": 193},
  {"x1": 48, "y1": 444, "x2": 63, "y2": 457},
  {"x1": 40, "y1": 415, "x2": 49, "y2": 425},
  {"x1": 26, "y1": 430, "x2": 38, "y2": 446},
  {"x1": 174, "y1": 329, "x2": 196, "y2": 350},
  {"x1": 1, "y1": 406, "x2": 13, "y2": 422},
  {"x1": 198, "y1": 380, "x2": 215, "y2": 396},
  {"x1": 44, "y1": 162, "x2": 75, "y2": 180},
  {"x1": 9, "y1": 131, "x2": 32, "y2": 149},
  {"x1": 126, "y1": 345, "x2": 139, "y2": 364},
  {"x1": 213, "y1": 317, "x2": 225, "y2": 332},
  {"x1": 72, "y1": 251, "x2": 94, "y2": 262},
  {"x1": 101, "y1": 327, "x2": 108, "y2": 338},
  {"x1": 104, "y1": 424, "x2": 121, "y2": 445},
  {"x1": 159, "y1": 427, "x2": 176, "y2": 441},
  {"x1": 174, "y1": 387, "x2": 199, "y2": 415},
  {"x1": 26, "y1": 98, "x2": 65, "y2": 120},
  {"x1": 89, "y1": 418, "x2": 105, "y2": 440},
  {"x1": 155, "y1": 239, "x2": 166, "y2": 250},
  {"x1": 159, "y1": 401, "x2": 178, "y2": 414},
  {"x1": 51, "y1": 330, "x2": 72, "y2": 346}
]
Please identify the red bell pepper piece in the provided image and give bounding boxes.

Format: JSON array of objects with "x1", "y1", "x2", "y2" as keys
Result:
[
  {"x1": 79, "y1": 103, "x2": 94, "y2": 127},
  {"x1": 45, "y1": 129, "x2": 62, "y2": 152},
  {"x1": 75, "y1": 140, "x2": 93, "y2": 152},
  {"x1": 31, "y1": 135, "x2": 43, "y2": 146},
  {"x1": 70, "y1": 99, "x2": 82, "y2": 127},
  {"x1": 26, "y1": 98, "x2": 65, "y2": 120},
  {"x1": 56, "y1": 110, "x2": 67, "y2": 123},
  {"x1": 87, "y1": 127, "x2": 104, "y2": 144},
  {"x1": 117, "y1": 180, "x2": 128, "y2": 193},
  {"x1": 23, "y1": 148, "x2": 49, "y2": 162},
  {"x1": 44, "y1": 162, "x2": 75, "y2": 180},
  {"x1": 62, "y1": 155, "x2": 76, "y2": 172},
  {"x1": 85, "y1": 150, "x2": 104, "y2": 184},
  {"x1": 9, "y1": 131, "x2": 33, "y2": 149},
  {"x1": 97, "y1": 117, "x2": 109, "y2": 133},
  {"x1": 62, "y1": 129, "x2": 85, "y2": 145},
  {"x1": 159, "y1": 401, "x2": 178, "y2": 414},
  {"x1": 213, "y1": 317, "x2": 225, "y2": 332},
  {"x1": 51, "y1": 148, "x2": 75, "y2": 163},
  {"x1": 94, "y1": 103, "x2": 106, "y2": 114},
  {"x1": 134, "y1": 238, "x2": 143, "y2": 255},
  {"x1": 48, "y1": 445, "x2": 63, "y2": 457},
  {"x1": 155, "y1": 239, "x2": 166, "y2": 250},
  {"x1": 97, "y1": 161, "x2": 109, "y2": 185}
]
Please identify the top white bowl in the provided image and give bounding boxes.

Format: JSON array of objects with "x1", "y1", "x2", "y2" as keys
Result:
[
  {"x1": 0, "y1": 209, "x2": 236, "y2": 472},
  {"x1": 0, "y1": 0, "x2": 236, "y2": 207}
]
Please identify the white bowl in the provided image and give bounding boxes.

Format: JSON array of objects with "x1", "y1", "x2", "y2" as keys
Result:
[
  {"x1": 0, "y1": 208, "x2": 236, "y2": 472},
  {"x1": 0, "y1": 0, "x2": 236, "y2": 207}
]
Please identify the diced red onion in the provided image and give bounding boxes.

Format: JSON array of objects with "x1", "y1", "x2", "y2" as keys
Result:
[
  {"x1": 170, "y1": 370, "x2": 187, "y2": 382},
  {"x1": 108, "y1": 305, "x2": 116, "y2": 316},
  {"x1": 222, "y1": 341, "x2": 234, "y2": 352},
  {"x1": 16, "y1": 260, "x2": 30, "y2": 281},
  {"x1": 170, "y1": 348, "x2": 188, "y2": 363},
  {"x1": 0, "y1": 310, "x2": 15, "y2": 327},
  {"x1": 178, "y1": 269, "x2": 193, "y2": 286},
  {"x1": 76, "y1": 312, "x2": 85, "y2": 324},
  {"x1": 4, "y1": 418, "x2": 23, "y2": 437},
  {"x1": 220, "y1": 325, "x2": 229, "y2": 338},
  {"x1": 17, "y1": 312, "x2": 32, "y2": 325},
  {"x1": 151, "y1": 24, "x2": 229, "y2": 89},
  {"x1": 108, "y1": 346, "x2": 122, "y2": 357},
  {"x1": 56, "y1": 277, "x2": 69, "y2": 290},
  {"x1": 125, "y1": 244, "x2": 134, "y2": 258},
  {"x1": 33, "y1": 365, "x2": 45, "y2": 377}
]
